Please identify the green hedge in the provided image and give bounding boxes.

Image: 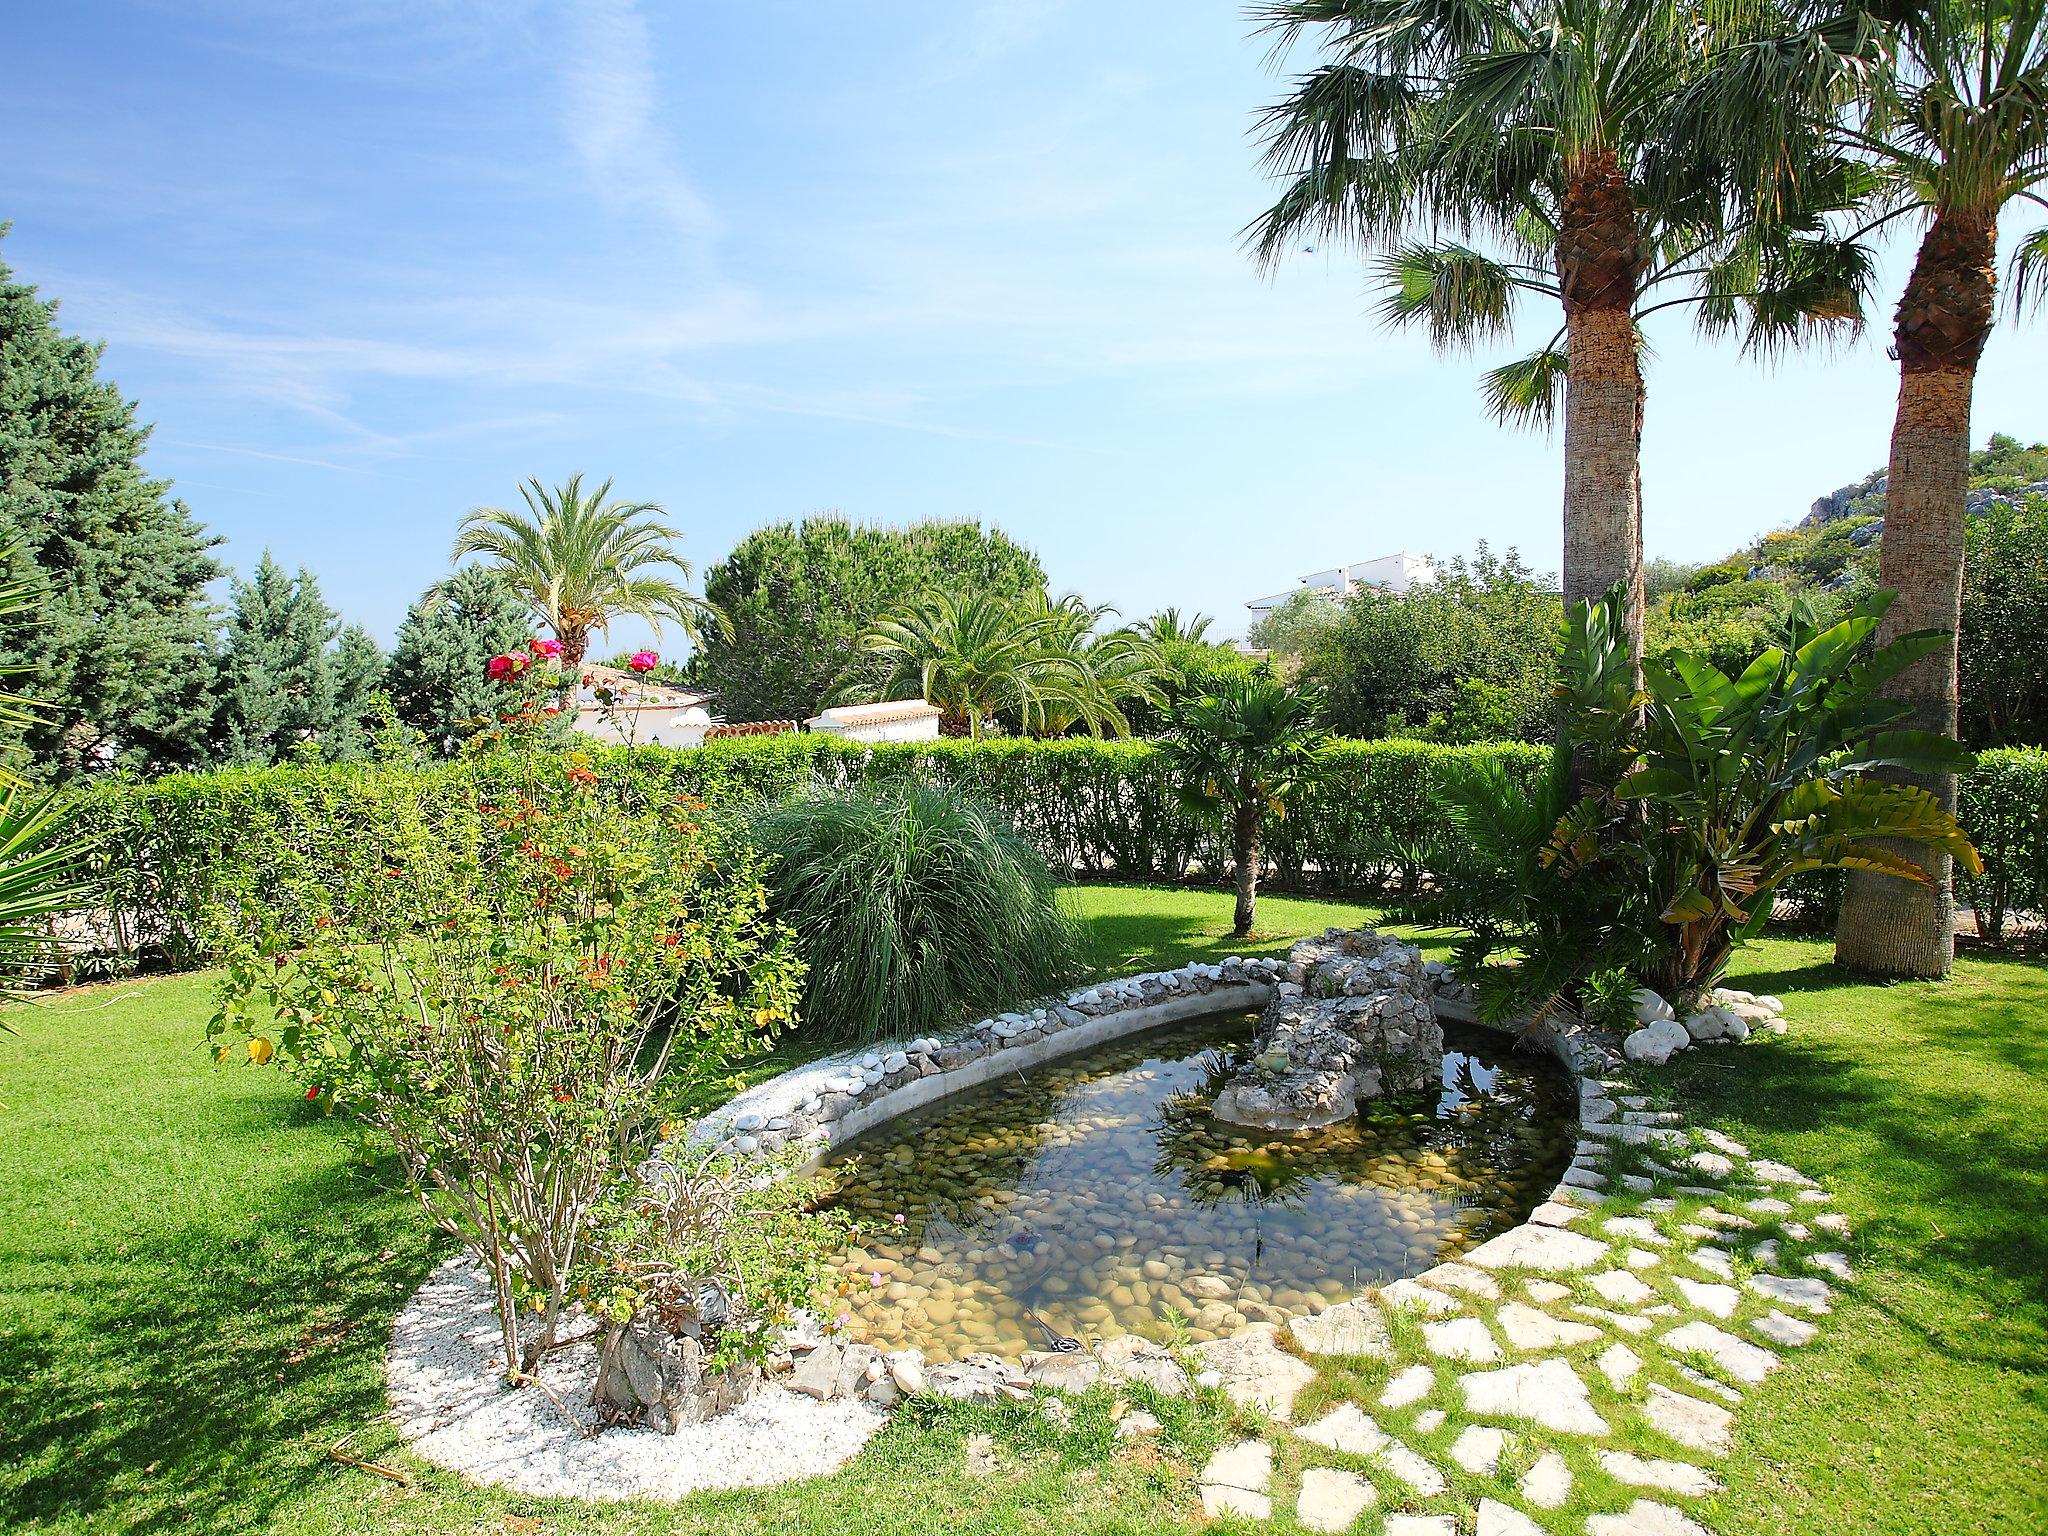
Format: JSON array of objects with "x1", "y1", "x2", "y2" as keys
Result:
[
  {"x1": 68, "y1": 735, "x2": 2043, "y2": 973},
  {"x1": 64, "y1": 736, "x2": 1547, "y2": 972}
]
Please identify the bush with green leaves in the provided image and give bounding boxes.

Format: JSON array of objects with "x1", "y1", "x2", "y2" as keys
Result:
[
  {"x1": 207, "y1": 753, "x2": 806, "y2": 1385},
  {"x1": 748, "y1": 783, "x2": 1085, "y2": 1042},
  {"x1": 1957, "y1": 747, "x2": 2048, "y2": 942}
]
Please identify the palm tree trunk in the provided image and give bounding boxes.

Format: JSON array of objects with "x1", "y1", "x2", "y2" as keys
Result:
[
  {"x1": 1836, "y1": 209, "x2": 1997, "y2": 979},
  {"x1": 560, "y1": 628, "x2": 590, "y2": 669},
  {"x1": 1557, "y1": 153, "x2": 1648, "y2": 678},
  {"x1": 1232, "y1": 799, "x2": 1261, "y2": 939}
]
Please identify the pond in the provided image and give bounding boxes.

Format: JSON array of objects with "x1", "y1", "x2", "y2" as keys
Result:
[{"x1": 819, "y1": 1008, "x2": 1576, "y2": 1362}]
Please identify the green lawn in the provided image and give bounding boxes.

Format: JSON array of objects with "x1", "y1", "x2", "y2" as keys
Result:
[{"x1": 0, "y1": 889, "x2": 2040, "y2": 1535}]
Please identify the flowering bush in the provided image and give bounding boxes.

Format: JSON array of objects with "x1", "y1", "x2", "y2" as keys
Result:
[
  {"x1": 207, "y1": 752, "x2": 806, "y2": 1385},
  {"x1": 628, "y1": 649, "x2": 660, "y2": 674}
]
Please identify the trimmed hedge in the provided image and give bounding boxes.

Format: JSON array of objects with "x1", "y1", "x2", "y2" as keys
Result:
[
  {"x1": 64, "y1": 736, "x2": 1546, "y2": 972},
  {"x1": 66, "y1": 736, "x2": 2046, "y2": 973}
]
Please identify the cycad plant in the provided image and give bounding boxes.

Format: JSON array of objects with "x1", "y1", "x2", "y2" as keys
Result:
[
  {"x1": 1686, "y1": 0, "x2": 2047, "y2": 974},
  {"x1": 453, "y1": 474, "x2": 719, "y2": 667},
  {"x1": 1166, "y1": 677, "x2": 1329, "y2": 937},
  {"x1": 1249, "y1": 0, "x2": 1871, "y2": 669}
]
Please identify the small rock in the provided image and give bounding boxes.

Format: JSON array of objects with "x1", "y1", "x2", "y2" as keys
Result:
[
  {"x1": 1296, "y1": 1468, "x2": 1376, "y2": 1533},
  {"x1": 964, "y1": 1432, "x2": 999, "y2": 1476},
  {"x1": 1631, "y1": 987, "x2": 1676, "y2": 1023},
  {"x1": 1520, "y1": 1449, "x2": 1574, "y2": 1507},
  {"x1": 1587, "y1": 1498, "x2": 1715, "y2": 1536},
  {"x1": 1113, "y1": 1407, "x2": 1161, "y2": 1438},
  {"x1": 1380, "y1": 1364, "x2": 1435, "y2": 1409},
  {"x1": 1451, "y1": 1423, "x2": 1509, "y2": 1473},
  {"x1": 1459, "y1": 1359, "x2": 1610, "y2": 1436},
  {"x1": 1625, "y1": 1018, "x2": 1691, "y2": 1065},
  {"x1": 1496, "y1": 1302, "x2": 1603, "y2": 1351},
  {"x1": 1478, "y1": 1498, "x2": 1547, "y2": 1536}
]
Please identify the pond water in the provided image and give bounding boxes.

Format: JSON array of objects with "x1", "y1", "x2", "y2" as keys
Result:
[{"x1": 819, "y1": 1009, "x2": 1576, "y2": 1362}]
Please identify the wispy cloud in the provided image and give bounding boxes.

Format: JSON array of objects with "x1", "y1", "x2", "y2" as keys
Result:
[{"x1": 560, "y1": 0, "x2": 719, "y2": 245}]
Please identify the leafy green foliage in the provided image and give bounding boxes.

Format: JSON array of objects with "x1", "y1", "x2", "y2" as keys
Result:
[
  {"x1": 1960, "y1": 493, "x2": 2048, "y2": 747},
  {"x1": 208, "y1": 753, "x2": 803, "y2": 1377},
  {"x1": 384, "y1": 568, "x2": 532, "y2": 754},
  {"x1": 0, "y1": 234, "x2": 222, "y2": 781},
  {"x1": 748, "y1": 783, "x2": 1085, "y2": 1042},
  {"x1": 1956, "y1": 748, "x2": 2048, "y2": 943},
  {"x1": 694, "y1": 518, "x2": 1046, "y2": 722}
]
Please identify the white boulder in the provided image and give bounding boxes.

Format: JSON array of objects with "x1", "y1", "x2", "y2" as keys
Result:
[
  {"x1": 1624, "y1": 1018, "x2": 1691, "y2": 1065},
  {"x1": 1631, "y1": 988, "x2": 1677, "y2": 1024},
  {"x1": 1682, "y1": 1006, "x2": 1741, "y2": 1042}
]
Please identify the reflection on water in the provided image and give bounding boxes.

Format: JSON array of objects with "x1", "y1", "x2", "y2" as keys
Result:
[{"x1": 819, "y1": 1010, "x2": 1575, "y2": 1362}]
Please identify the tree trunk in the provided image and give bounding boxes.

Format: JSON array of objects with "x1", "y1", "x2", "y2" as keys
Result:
[
  {"x1": 1557, "y1": 153, "x2": 1648, "y2": 679},
  {"x1": 560, "y1": 627, "x2": 590, "y2": 668},
  {"x1": 1836, "y1": 209, "x2": 1996, "y2": 979},
  {"x1": 1232, "y1": 797, "x2": 1260, "y2": 939}
]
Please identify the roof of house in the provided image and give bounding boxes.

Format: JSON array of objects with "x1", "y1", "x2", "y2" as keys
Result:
[
  {"x1": 807, "y1": 699, "x2": 943, "y2": 728},
  {"x1": 577, "y1": 664, "x2": 717, "y2": 711},
  {"x1": 703, "y1": 719, "x2": 799, "y2": 740}
]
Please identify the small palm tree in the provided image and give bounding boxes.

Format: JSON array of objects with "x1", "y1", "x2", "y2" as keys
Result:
[
  {"x1": 1144, "y1": 608, "x2": 1215, "y2": 646},
  {"x1": 1167, "y1": 677, "x2": 1329, "y2": 937},
  {"x1": 852, "y1": 590, "x2": 1093, "y2": 738},
  {"x1": 1249, "y1": 0, "x2": 1870, "y2": 670},
  {"x1": 1013, "y1": 593, "x2": 1170, "y2": 738},
  {"x1": 1693, "y1": 2, "x2": 2047, "y2": 974},
  {"x1": 453, "y1": 475, "x2": 719, "y2": 667}
]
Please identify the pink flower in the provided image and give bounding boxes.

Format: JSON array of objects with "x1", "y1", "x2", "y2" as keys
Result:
[
  {"x1": 487, "y1": 653, "x2": 520, "y2": 680},
  {"x1": 627, "y1": 650, "x2": 659, "y2": 674},
  {"x1": 529, "y1": 637, "x2": 564, "y2": 659}
]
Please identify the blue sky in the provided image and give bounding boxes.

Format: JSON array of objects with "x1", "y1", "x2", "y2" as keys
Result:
[{"x1": 5, "y1": 0, "x2": 2044, "y2": 654}]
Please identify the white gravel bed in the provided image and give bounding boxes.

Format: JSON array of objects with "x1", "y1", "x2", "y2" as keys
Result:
[{"x1": 387, "y1": 1255, "x2": 887, "y2": 1501}]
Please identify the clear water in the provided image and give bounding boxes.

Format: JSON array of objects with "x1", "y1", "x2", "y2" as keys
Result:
[{"x1": 820, "y1": 1009, "x2": 1576, "y2": 1362}]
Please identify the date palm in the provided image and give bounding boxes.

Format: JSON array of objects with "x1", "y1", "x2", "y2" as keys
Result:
[
  {"x1": 1016, "y1": 593, "x2": 1171, "y2": 738},
  {"x1": 1692, "y1": 0, "x2": 2048, "y2": 974},
  {"x1": 453, "y1": 475, "x2": 718, "y2": 667},
  {"x1": 1249, "y1": 0, "x2": 1869, "y2": 672},
  {"x1": 852, "y1": 590, "x2": 1095, "y2": 739}
]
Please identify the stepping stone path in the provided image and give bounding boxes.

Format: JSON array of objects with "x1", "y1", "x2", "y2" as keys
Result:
[{"x1": 1156, "y1": 1067, "x2": 1846, "y2": 1535}]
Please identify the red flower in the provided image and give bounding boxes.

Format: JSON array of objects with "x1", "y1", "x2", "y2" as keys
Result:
[
  {"x1": 529, "y1": 637, "x2": 564, "y2": 659},
  {"x1": 487, "y1": 652, "x2": 532, "y2": 681},
  {"x1": 627, "y1": 650, "x2": 659, "y2": 674},
  {"x1": 305, "y1": 1086, "x2": 320, "y2": 1101}
]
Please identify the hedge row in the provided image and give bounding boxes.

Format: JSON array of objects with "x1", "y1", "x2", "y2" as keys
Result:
[
  {"x1": 62, "y1": 737, "x2": 2047, "y2": 973},
  {"x1": 63, "y1": 736, "x2": 1547, "y2": 972}
]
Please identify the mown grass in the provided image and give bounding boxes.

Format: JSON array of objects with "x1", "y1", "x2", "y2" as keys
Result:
[{"x1": 0, "y1": 893, "x2": 2039, "y2": 1534}]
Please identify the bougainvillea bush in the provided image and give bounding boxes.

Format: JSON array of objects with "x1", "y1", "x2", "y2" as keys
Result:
[{"x1": 207, "y1": 747, "x2": 806, "y2": 1385}]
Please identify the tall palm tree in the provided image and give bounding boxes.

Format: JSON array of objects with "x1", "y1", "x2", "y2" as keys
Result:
[
  {"x1": 1249, "y1": 0, "x2": 1869, "y2": 672},
  {"x1": 1144, "y1": 608, "x2": 1216, "y2": 645},
  {"x1": 1015, "y1": 593, "x2": 1171, "y2": 738},
  {"x1": 1689, "y1": 0, "x2": 2047, "y2": 974},
  {"x1": 452, "y1": 475, "x2": 719, "y2": 667},
  {"x1": 851, "y1": 590, "x2": 1095, "y2": 739}
]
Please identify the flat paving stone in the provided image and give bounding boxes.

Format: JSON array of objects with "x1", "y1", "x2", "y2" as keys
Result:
[
  {"x1": 1750, "y1": 1158, "x2": 1816, "y2": 1187},
  {"x1": 1597, "y1": 1450, "x2": 1720, "y2": 1496},
  {"x1": 1677, "y1": 1363, "x2": 1743, "y2": 1404},
  {"x1": 1290, "y1": 1300, "x2": 1392, "y2": 1358},
  {"x1": 1527, "y1": 1279, "x2": 1572, "y2": 1304},
  {"x1": 1418, "y1": 1260, "x2": 1503, "y2": 1299},
  {"x1": 1377, "y1": 1278, "x2": 1463, "y2": 1316},
  {"x1": 1602, "y1": 1217, "x2": 1669, "y2": 1246},
  {"x1": 1385, "y1": 1518, "x2": 1457, "y2": 1536},
  {"x1": 1196, "y1": 1325, "x2": 1318, "y2": 1421},
  {"x1": 1586, "y1": 1497, "x2": 1716, "y2": 1536},
  {"x1": 1380, "y1": 1440, "x2": 1449, "y2": 1496},
  {"x1": 1673, "y1": 1278, "x2": 1740, "y2": 1319},
  {"x1": 1413, "y1": 1409, "x2": 1446, "y2": 1434},
  {"x1": 1425, "y1": 1317, "x2": 1502, "y2": 1363},
  {"x1": 1624, "y1": 1248, "x2": 1662, "y2": 1270},
  {"x1": 1689, "y1": 1248, "x2": 1734, "y2": 1278},
  {"x1": 1478, "y1": 1498, "x2": 1547, "y2": 1536},
  {"x1": 1451, "y1": 1423, "x2": 1509, "y2": 1473},
  {"x1": 1597, "y1": 1341, "x2": 1643, "y2": 1387},
  {"x1": 1199, "y1": 1438, "x2": 1271, "y2": 1520},
  {"x1": 1814, "y1": 1211, "x2": 1851, "y2": 1235},
  {"x1": 1380, "y1": 1364, "x2": 1436, "y2": 1409},
  {"x1": 1574, "y1": 1304, "x2": 1652, "y2": 1335},
  {"x1": 1683, "y1": 1151, "x2": 1734, "y2": 1178},
  {"x1": 1811, "y1": 1250, "x2": 1854, "y2": 1280},
  {"x1": 1520, "y1": 1449, "x2": 1574, "y2": 1507},
  {"x1": 1662, "y1": 1321, "x2": 1780, "y2": 1385},
  {"x1": 1700, "y1": 1129, "x2": 1749, "y2": 1157},
  {"x1": 1460, "y1": 1359, "x2": 1610, "y2": 1436},
  {"x1": 1295, "y1": 1467, "x2": 1375, "y2": 1533},
  {"x1": 1530, "y1": 1201, "x2": 1588, "y2": 1228},
  {"x1": 1753, "y1": 1309, "x2": 1819, "y2": 1347},
  {"x1": 1641, "y1": 1384, "x2": 1734, "y2": 1455},
  {"x1": 1747, "y1": 1196, "x2": 1794, "y2": 1216},
  {"x1": 1465, "y1": 1224, "x2": 1610, "y2": 1273},
  {"x1": 1590, "y1": 1269, "x2": 1655, "y2": 1305},
  {"x1": 1750, "y1": 1239, "x2": 1781, "y2": 1267},
  {"x1": 1297, "y1": 1404, "x2": 1387, "y2": 1458},
  {"x1": 1497, "y1": 1302, "x2": 1603, "y2": 1350},
  {"x1": 1748, "y1": 1272, "x2": 1832, "y2": 1314}
]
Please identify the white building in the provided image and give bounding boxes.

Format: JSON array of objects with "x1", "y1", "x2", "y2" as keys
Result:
[
  {"x1": 1245, "y1": 552, "x2": 1438, "y2": 620},
  {"x1": 805, "y1": 699, "x2": 944, "y2": 744},
  {"x1": 572, "y1": 665, "x2": 718, "y2": 747}
]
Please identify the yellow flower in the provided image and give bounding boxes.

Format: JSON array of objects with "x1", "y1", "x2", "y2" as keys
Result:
[{"x1": 247, "y1": 1037, "x2": 275, "y2": 1065}]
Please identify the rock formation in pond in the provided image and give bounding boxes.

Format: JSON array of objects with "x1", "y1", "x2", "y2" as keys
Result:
[{"x1": 1211, "y1": 929, "x2": 1443, "y2": 1132}]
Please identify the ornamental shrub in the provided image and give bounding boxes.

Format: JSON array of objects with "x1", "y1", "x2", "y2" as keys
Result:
[
  {"x1": 207, "y1": 752, "x2": 807, "y2": 1385},
  {"x1": 747, "y1": 783, "x2": 1086, "y2": 1042}
]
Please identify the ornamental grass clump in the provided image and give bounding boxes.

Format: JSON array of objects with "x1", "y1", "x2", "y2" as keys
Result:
[
  {"x1": 749, "y1": 783, "x2": 1085, "y2": 1042},
  {"x1": 208, "y1": 751, "x2": 807, "y2": 1389}
]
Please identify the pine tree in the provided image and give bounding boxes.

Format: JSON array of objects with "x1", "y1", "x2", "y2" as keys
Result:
[
  {"x1": 384, "y1": 567, "x2": 532, "y2": 753},
  {"x1": 215, "y1": 553, "x2": 360, "y2": 765},
  {"x1": 0, "y1": 230, "x2": 223, "y2": 778}
]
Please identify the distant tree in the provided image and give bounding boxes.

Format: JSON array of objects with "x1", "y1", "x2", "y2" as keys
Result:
[
  {"x1": 1143, "y1": 608, "x2": 1215, "y2": 645},
  {"x1": 0, "y1": 233, "x2": 222, "y2": 779},
  {"x1": 1643, "y1": 558, "x2": 1704, "y2": 600},
  {"x1": 1245, "y1": 590, "x2": 1341, "y2": 668},
  {"x1": 385, "y1": 568, "x2": 533, "y2": 753},
  {"x1": 454, "y1": 474, "x2": 715, "y2": 667},
  {"x1": 1959, "y1": 494, "x2": 2048, "y2": 747},
  {"x1": 695, "y1": 518, "x2": 1046, "y2": 722},
  {"x1": 214, "y1": 553, "x2": 376, "y2": 764}
]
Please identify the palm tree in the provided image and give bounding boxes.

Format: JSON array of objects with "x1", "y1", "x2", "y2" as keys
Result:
[
  {"x1": 852, "y1": 590, "x2": 1095, "y2": 738},
  {"x1": 1249, "y1": 0, "x2": 1869, "y2": 672},
  {"x1": 1696, "y1": 2, "x2": 2047, "y2": 975},
  {"x1": 1014, "y1": 593, "x2": 1171, "y2": 738},
  {"x1": 1144, "y1": 608, "x2": 1216, "y2": 645},
  {"x1": 1167, "y1": 677, "x2": 1329, "y2": 937},
  {"x1": 452, "y1": 475, "x2": 718, "y2": 667}
]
